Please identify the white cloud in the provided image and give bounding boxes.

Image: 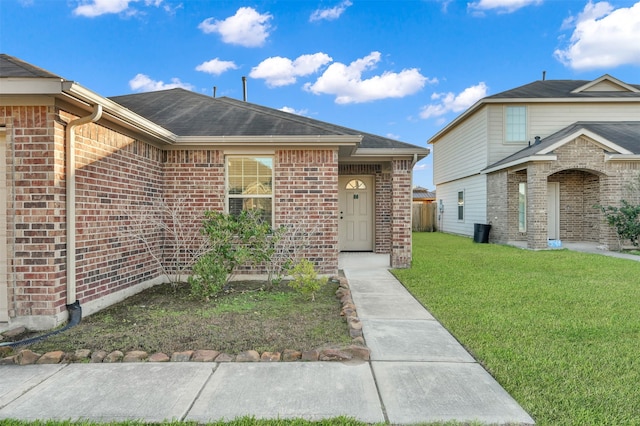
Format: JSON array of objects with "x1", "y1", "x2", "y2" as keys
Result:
[
  {"x1": 419, "y1": 82, "x2": 488, "y2": 119},
  {"x1": 310, "y1": 0, "x2": 352, "y2": 21},
  {"x1": 195, "y1": 58, "x2": 238, "y2": 76},
  {"x1": 198, "y1": 7, "x2": 272, "y2": 47},
  {"x1": 386, "y1": 133, "x2": 401, "y2": 140},
  {"x1": 129, "y1": 73, "x2": 194, "y2": 92},
  {"x1": 250, "y1": 53, "x2": 333, "y2": 87},
  {"x1": 72, "y1": 0, "x2": 173, "y2": 17},
  {"x1": 554, "y1": 1, "x2": 640, "y2": 70},
  {"x1": 467, "y1": 0, "x2": 542, "y2": 14},
  {"x1": 280, "y1": 106, "x2": 309, "y2": 116},
  {"x1": 304, "y1": 52, "x2": 433, "y2": 104}
]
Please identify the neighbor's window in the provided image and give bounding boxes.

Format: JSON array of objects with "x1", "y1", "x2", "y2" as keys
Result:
[
  {"x1": 226, "y1": 156, "x2": 273, "y2": 224},
  {"x1": 518, "y1": 182, "x2": 527, "y2": 232},
  {"x1": 457, "y1": 191, "x2": 464, "y2": 221},
  {"x1": 506, "y1": 106, "x2": 527, "y2": 142}
]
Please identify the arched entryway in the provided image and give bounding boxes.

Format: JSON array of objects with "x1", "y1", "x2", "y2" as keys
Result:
[{"x1": 547, "y1": 169, "x2": 603, "y2": 244}]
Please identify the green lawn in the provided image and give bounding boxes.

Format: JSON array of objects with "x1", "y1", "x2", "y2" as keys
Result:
[{"x1": 392, "y1": 233, "x2": 640, "y2": 426}]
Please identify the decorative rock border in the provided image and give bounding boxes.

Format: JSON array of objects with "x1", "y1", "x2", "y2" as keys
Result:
[{"x1": 0, "y1": 276, "x2": 370, "y2": 365}]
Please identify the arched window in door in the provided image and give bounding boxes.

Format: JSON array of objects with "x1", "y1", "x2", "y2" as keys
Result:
[{"x1": 345, "y1": 179, "x2": 367, "y2": 190}]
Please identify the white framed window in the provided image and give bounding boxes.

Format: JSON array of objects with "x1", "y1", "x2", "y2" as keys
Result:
[
  {"x1": 226, "y1": 156, "x2": 273, "y2": 224},
  {"x1": 518, "y1": 182, "x2": 527, "y2": 232},
  {"x1": 506, "y1": 106, "x2": 527, "y2": 142},
  {"x1": 457, "y1": 190, "x2": 464, "y2": 221}
]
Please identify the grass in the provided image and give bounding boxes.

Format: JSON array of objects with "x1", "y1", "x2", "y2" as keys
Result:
[
  {"x1": 18, "y1": 280, "x2": 352, "y2": 355},
  {"x1": 392, "y1": 233, "x2": 640, "y2": 426}
]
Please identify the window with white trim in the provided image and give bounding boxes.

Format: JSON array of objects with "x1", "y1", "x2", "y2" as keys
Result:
[
  {"x1": 518, "y1": 182, "x2": 527, "y2": 232},
  {"x1": 226, "y1": 156, "x2": 273, "y2": 224},
  {"x1": 457, "y1": 191, "x2": 464, "y2": 221},
  {"x1": 506, "y1": 106, "x2": 527, "y2": 142}
]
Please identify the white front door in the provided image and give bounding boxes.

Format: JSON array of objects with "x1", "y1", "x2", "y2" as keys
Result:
[
  {"x1": 547, "y1": 182, "x2": 560, "y2": 240},
  {"x1": 0, "y1": 132, "x2": 8, "y2": 322},
  {"x1": 338, "y1": 176, "x2": 373, "y2": 251}
]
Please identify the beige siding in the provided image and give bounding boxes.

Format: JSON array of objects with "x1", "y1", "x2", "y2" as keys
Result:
[
  {"x1": 436, "y1": 174, "x2": 487, "y2": 237},
  {"x1": 528, "y1": 103, "x2": 640, "y2": 138},
  {"x1": 433, "y1": 107, "x2": 488, "y2": 185}
]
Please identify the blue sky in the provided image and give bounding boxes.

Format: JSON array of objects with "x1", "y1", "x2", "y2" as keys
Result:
[{"x1": 2, "y1": 0, "x2": 639, "y2": 190}]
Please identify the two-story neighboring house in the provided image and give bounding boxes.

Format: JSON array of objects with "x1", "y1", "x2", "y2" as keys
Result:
[{"x1": 429, "y1": 75, "x2": 640, "y2": 250}]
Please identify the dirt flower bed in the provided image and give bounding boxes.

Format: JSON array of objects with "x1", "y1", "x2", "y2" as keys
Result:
[{"x1": 7, "y1": 278, "x2": 358, "y2": 358}]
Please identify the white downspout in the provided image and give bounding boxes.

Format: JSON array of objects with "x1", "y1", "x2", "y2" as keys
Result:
[{"x1": 65, "y1": 105, "x2": 102, "y2": 305}]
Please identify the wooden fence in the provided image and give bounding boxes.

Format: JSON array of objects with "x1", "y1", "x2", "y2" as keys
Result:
[{"x1": 412, "y1": 203, "x2": 437, "y2": 232}]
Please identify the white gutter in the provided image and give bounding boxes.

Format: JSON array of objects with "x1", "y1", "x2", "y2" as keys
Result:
[{"x1": 65, "y1": 104, "x2": 103, "y2": 305}]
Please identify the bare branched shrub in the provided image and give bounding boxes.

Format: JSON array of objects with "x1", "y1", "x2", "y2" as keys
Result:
[{"x1": 121, "y1": 195, "x2": 209, "y2": 285}]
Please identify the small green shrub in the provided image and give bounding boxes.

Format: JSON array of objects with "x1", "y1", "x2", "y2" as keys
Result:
[
  {"x1": 188, "y1": 252, "x2": 227, "y2": 300},
  {"x1": 287, "y1": 259, "x2": 324, "y2": 301},
  {"x1": 598, "y1": 200, "x2": 640, "y2": 247}
]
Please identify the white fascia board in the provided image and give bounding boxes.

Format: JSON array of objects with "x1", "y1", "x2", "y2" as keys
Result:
[
  {"x1": 352, "y1": 147, "x2": 430, "y2": 160},
  {"x1": 62, "y1": 82, "x2": 176, "y2": 144},
  {"x1": 175, "y1": 134, "x2": 363, "y2": 146},
  {"x1": 0, "y1": 77, "x2": 64, "y2": 94},
  {"x1": 605, "y1": 154, "x2": 640, "y2": 161},
  {"x1": 481, "y1": 155, "x2": 557, "y2": 174},
  {"x1": 538, "y1": 129, "x2": 634, "y2": 155}
]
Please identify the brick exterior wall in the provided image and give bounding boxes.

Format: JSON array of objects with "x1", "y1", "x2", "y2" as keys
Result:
[
  {"x1": 2, "y1": 102, "x2": 416, "y2": 328},
  {"x1": 390, "y1": 159, "x2": 413, "y2": 268},
  {"x1": 486, "y1": 136, "x2": 640, "y2": 249},
  {"x1": 275, "y1": 149, "x2": 339, "y2": 274},
  {"x1": 0, "y1": 106, "x2": 67, "y2": 323}
]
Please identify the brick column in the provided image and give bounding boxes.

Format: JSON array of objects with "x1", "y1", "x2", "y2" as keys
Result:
[
  {"x1": 391, "y1": 159, "x2": 412, "y2": 268},
  {"x1": 526, "y1": 164, "x2": 548, "y2": 250}
]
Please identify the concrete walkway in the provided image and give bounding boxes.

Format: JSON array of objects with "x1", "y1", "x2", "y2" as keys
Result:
[{"x1": 0, "y1": 253, "x2": 534, "y2": 425}]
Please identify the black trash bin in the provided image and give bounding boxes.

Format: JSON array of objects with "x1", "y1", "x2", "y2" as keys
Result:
[{"x1": 473, "y1": 223, "x2": 491, "y2": 243}]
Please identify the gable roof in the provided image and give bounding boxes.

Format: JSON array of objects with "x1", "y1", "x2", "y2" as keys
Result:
[
  {"x1": 110, "y1": 88, "x2": 423, "y2": 152},
  {"x1": 487, "y1": 76, "x2": 640, "y2": 100},
  {"x1": 0, "y1": 53, "x2": 62, "y2": 79},
  {"x1": 429, "y1": 75, "x2": 640, "y2": 145},
  {"x1": 482, "y1": 121, "x2": 640, "y2": 173}
]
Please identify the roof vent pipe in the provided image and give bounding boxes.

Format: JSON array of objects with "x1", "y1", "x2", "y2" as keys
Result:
[
  {"x1": 242, "y1": 76, "x2": 247, "y2": 101},
  {"x1": 213, "y1": 86, "x2": 217, "y2": 98},
  {"x1": 534, "y1": 136, "x2": 541, "y2": 145},
  {"x1": 542, "y1": 71, "x2": 546, "y2": 81}
]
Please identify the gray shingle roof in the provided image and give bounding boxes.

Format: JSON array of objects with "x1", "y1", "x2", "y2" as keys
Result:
[
  {"x1": 110, "y1": 88, "x2": 423, "y2": 150},
  {"x1": 0, "y1": 54, "x2": 62, "y2": 79},
  {"x1": 487, "y1": 79, "x2": 640, "y2": 99},
  {"x1": 485, "y1": 121, "x2": 640, "y2": 171}
]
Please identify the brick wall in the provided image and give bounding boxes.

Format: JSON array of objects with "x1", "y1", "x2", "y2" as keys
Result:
[
  {"x1": 71, "y1": 112, "x2": 165, "y2": 306},
  {"x1": 391, "y1": 159, "x2": 413, "y2": 268},
  {"x1": 276, "y1": 149, "x2": 339, "y2": 274},
  {"x1": 0, "y1": 106, "x2": 66, "y2": 322}
]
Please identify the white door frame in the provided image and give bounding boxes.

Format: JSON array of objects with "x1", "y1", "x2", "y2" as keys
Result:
[
  {"x1": 547, "y1": 182, "x2": 560, "y2": 241},
  {"x1": 338, "y1": 175, "x2": 374, "y2": 251}
]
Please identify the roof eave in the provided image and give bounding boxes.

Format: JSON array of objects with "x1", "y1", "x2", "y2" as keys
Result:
[
  {"x1": 351, "y1": 147, "x2": 430, "y2": 160},
  {"x1": 174, "y1": 134, "x2": 363, "y2": 145},
  {"x1": 0, "y1": 77, "x2": 65, "y2": 94},
  {"x1": 62, "y1": 82, "x2": 176, "y2": 144},
  {"x1": 606, "y1": 154, "x2": 640, "y2": 161},
  {"x1": 481, "y1": 154, "x2": 557, "y2": 174}
]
